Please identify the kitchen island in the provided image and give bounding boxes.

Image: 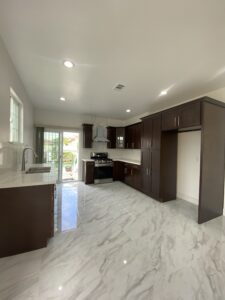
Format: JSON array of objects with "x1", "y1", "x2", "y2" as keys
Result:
[{"x1": 0, "y1": 166, "x2": 57, "y2": 258}]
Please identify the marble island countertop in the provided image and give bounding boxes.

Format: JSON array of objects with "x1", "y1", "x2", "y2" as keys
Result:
[{"x1": 0, "y1": 164, "x2": 57, "y2": 189}]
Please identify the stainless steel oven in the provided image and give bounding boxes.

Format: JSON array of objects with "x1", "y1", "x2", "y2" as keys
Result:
[{"x1": 91, "y1": 152, "x2": 113, "y2": 184}]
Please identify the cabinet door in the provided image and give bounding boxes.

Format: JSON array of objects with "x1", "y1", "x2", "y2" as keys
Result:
[
  {"x1": 124, "y1": 164, "x2": 132, "y2": 186},
  {"x1": 151, "y1": 115, "x2": 161, "y2": 150},
  {"x1": 141, "y1": 150, "x2": 151, "y2": 195},
  {"x1": 132, "y1": 165, "x2": 141, "y2": 190},
  {"x1": 83, "y1": 162, "x2": 94, "y2": 184},
  {"x1": 134, "y1": 123, "x2": 141, "y2": 149},
  {"x1": 179, "y1": 102, "x2": 201, "y2": 130},
  {"x1": 151, "y1": 150, "x2": 160, "y2": 199},
  {"x1": 162, "y1": 109, "x2": 179, "y2": 131},
  {"x1": 113, "y1": 161, "x2": 124, "y2": 181},
  {"x1": 82, "y1": 124, "x2": 93, "y2": 148},
  {"x1": 116, "y1": 127, "x2": 125, "y2": 149},
  {"x1": 141, "y1": 118, "x2": 152, "y2": 149},
  {"x1": 107, "y1": 127, "x2": 116, "y2": 149},
  {"x1": 125, "y1": 126, "x2": 131, "y2": 149}
]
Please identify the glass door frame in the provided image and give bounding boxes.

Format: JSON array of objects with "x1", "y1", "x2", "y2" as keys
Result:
[{"x1": 44, "y1": 128, "x2": 80, "y2": 183}]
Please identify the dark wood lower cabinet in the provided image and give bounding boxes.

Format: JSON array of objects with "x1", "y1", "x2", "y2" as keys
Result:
[
  {"x1": 113, "y1": 161, "x2": 125, "y2": 181},
  {"x1": 124, "y1": 163, "x2": 141, "y2": 191},
  {"x1": 0, "y1": 184, "x2": 54, "y2": 258},
  {"x1": 82, "y1": 161, "x2": 94, "y2": 184},
  {"x1": 113, "y1": 161, "x2": 141, "y2": 190}
]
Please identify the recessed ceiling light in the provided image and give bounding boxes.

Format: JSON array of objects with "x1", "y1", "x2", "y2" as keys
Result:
[
  {"x1": 63, "y1": 60, "x2": 74, "y2": 68},
  {"x1": 126, "y1": 109, "x2": 131, "y2": 113},
  {"x1": 60, "y1": 97, "x2": 66, "y2": 101},
  {"x1": 160, "y1": 90, "x2": 167, "y2": 96}
]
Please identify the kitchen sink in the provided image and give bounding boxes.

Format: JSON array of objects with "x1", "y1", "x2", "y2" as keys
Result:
[{"x1": 26, "y1": 166, "x2": 51, "y2": 174}]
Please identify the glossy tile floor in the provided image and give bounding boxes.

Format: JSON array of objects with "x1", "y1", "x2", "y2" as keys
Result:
[{"x1": 1, "y1": 182, "x2": 225, "y2": 300}]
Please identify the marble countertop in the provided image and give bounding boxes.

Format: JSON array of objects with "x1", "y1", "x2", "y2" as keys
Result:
[
  {"x1": 82, "y1": 158, "x2": 141, "y2": 165},
  {"x1": 112, "y1": 158, "x2": 141, "y2": 165},
  {"x1": 0, "y1": 164, "x2": 57, "y2": 189}
]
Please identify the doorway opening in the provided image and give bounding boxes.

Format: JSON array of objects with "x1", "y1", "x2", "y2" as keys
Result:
[{"x1": 43, "y1": 130, "x2": 79, "y2": 182}]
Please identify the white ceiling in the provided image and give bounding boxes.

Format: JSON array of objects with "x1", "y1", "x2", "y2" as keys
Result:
[{"x1": 1, "y1": 0, "x2": 225, "y2": 120}]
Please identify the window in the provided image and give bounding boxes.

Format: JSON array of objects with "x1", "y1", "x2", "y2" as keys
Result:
[{"x1": 9, "y1": 89, "x2": 23, "y2": 143}]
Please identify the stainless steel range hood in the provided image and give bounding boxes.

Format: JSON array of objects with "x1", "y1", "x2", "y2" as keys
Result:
[{"x1": 93, "y1": 126, "x2": 109, "y2": 142}]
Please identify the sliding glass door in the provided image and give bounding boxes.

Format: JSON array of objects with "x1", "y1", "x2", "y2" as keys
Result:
[
  {"x1": 62, "y1": 132, "x2": 79, "y2": 181},
  {"x1": 43, "y1": 129, "x2": 79, "y2": 182}
]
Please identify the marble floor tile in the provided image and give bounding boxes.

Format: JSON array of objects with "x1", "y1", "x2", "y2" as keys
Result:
[{"x1": 1, "y1": 181, "x2": 225, "y2": 299}]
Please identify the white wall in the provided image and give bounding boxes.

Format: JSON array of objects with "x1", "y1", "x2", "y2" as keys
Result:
[
  {"x1": 177, "y1": 131, "x2": 201, "y2": 205},
  {"x1": 0, "y1": 36, "x2": 34, "y2": 170}
]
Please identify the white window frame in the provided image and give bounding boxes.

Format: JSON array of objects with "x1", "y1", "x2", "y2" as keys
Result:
[{"x1": 9, "y1": 88, "x2": 24, "y2": 143}]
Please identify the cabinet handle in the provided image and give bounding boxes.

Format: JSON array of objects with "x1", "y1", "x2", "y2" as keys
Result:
[
  {"x1": 146, "y1": 168, "x2": 148, "y2": 176},
  {"x1": 174, "y1": 116, "x2": 177, "y2": 127},
  {"x1": 178, "y1": 115, "x2": 180, "y2": 127}
]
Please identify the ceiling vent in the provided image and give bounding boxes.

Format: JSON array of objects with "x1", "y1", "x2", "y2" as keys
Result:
[{"x1": 114, "y1": 84, "x2": 125, "y2": 90}]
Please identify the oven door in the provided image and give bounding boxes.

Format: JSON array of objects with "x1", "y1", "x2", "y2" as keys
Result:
[{"x1": 94, "y1": 166, "x2": 113, "y2": 183}]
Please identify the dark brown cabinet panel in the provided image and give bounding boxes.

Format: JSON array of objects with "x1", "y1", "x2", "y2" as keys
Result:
[
  {"x1": 141, "y1": 114, "x2": 161, "y2": 200},
  {"x1": 124, "y1": 163, "x2": 141, "y2": 190},
  {"x1": 125, "y1": 126, "x2": 132, "y2": 149},
  {"x1": 141, "y1": 117, "x2": 152, "y2": 149},
  {"x1": 162, "y1": 109, "x2": 179, "y2": 131},
  {"x1": 0, "y1": 184, "x2": 55, "y2": 258},
  {"x1": 107, "y1": 127, "x2": 116, "y2": 149},
  {"x1": 160, "y1": 131, "x2": 178, "y2": 201},
  {"x1": 198, "y1": 102, "x2": 225, "y2": 224},
  {"x1": 125, "y1": 123, "x2": 141, "y2": 149},
  {"x1": 141, "y1": 149, "x2": 151, "y2": 195},
  {"x1": 82, "y1": 124, "x2": 93, "y2": 148},
  {"x1": 116, "y1": 127, "x2": 125, "y2": 149},
  {"x1": 82, "y1": 161, "x2": 94, "y2": 184},
  {"x1": 162, "y1": 101, "x2": 201, "y2": 131},
  {"x1": 113, "y1": 161, "x2": 125, "y2": 181},
  {"x1": 107, "y1": 127, "x2": 125, "y2": 149},
  {"x1": 179, "y1": 102, "x2": 201, "y2": 130}
]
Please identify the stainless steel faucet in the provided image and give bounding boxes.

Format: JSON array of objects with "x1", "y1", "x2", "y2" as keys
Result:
[{"x1": 21, "y1": 147, "x2": 38, "y2": 171}]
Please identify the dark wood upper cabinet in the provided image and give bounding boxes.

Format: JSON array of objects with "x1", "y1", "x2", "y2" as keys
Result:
[
  {"x1": 82, "y1": 124, "x2": 93, "y2": 148},
  {"x1": 107, "y1": 126, "x2": 116, "y2": 149},
  {"x1": 107, "y1": 127, "x2": 125, "y2": 149},
  {"x1": 162, "y1": 109, "x2": 179, "y2": 131},
  {"x1": 162, "y1": 101, "x2": 201, "y2": 131},
  {"x1": 116, "y1": 127, "x2": 125, "y2": 149},
  {"x1": 125, "y1": 123, "x2": 141, "y2": 149},
  {"x1": 179, "y1": 101, "x2": 201, "y2": 130}
]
